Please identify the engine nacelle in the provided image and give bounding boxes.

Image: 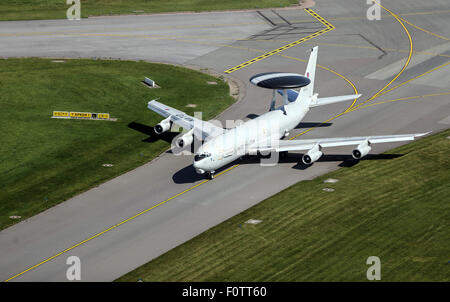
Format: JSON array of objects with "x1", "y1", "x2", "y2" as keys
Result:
[
  {"x1": 352, "y1": 140, "x2": 371, "y2": 159},
  {"x1": 176, "y1": 130, "x2": 194, "y2": 148},
  {"x1": 154, "y1": 116, "x2": 171, "y2": 134},
  {"x1": 302, "y1": 144, "x2": 323, "y2": 165}
]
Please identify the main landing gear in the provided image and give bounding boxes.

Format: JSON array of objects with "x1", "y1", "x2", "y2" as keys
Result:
[{"x1": 207, "y1": 171, "x2": 215, "y2": 180}]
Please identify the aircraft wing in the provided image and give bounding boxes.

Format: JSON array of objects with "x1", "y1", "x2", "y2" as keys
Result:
[
  {"x1": 148, "y1": 99, "x2": 224, "y2": 140},
  {"x1": 251, "y1": 132, "x2": 429, "y2": 153}
]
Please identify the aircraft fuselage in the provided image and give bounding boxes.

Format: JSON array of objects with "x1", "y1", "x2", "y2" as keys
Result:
[{"x1": 193, "y1": 100, "x2": 309, "y2": 174}]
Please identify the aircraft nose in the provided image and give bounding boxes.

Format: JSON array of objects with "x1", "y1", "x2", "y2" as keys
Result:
[{"x1": 193, "y1": 158, "x2": 206, "y2": 174}]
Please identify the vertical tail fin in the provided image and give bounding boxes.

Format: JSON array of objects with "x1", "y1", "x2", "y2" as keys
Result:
[{"x1": 296, "y1": 46, "x2": 318, "y2": 102}]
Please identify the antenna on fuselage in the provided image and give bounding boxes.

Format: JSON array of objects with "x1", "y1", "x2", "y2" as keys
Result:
[{"x1": 249, "y1": 72, "x2": 311, "y2": 114}]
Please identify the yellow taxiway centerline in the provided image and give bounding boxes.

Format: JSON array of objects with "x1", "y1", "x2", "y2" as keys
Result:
[
  {"x1": 223, "y1": 8, "x2": 335, "y2": 74},
  {"x1": 351, "y1": 1, "x2": 413, "y2": 111},
  {"x1": 397, "y1": 16, "x2": 449, "y2": 41},
  {"x1": 0, "y1": 21, "x2": 266, "y2": 38},
  {"x1": 352, "y1": 92, "x2": 450, "y2": 111}
]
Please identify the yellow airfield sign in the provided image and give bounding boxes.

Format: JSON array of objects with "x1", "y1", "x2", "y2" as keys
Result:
[
  {"x1": 52, "y1": 111, "x2": 114, "y2": 121},
  {"x1": 70, "y1": 112, "x2": 92, "y2": 118},
  {"x1": 97, "y1": 113, "x2": 110, "y2": 119},
  {"x1": 53, "y1": 111, "x2": 69, "y2": 117}
]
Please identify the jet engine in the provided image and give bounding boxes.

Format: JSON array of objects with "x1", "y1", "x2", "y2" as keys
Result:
[
  {"x1": 352, "y1": 140, "x2": 371, "y2": 159},
  {"x1": 154, "y1": 116, "x2": 172, "y2": 134},
  {"x1": 302, "y1": 144, "x2": 323, "y2": 165},
  {"x1": 176, "y1": 129, "x2": 194, "y2": 148}
]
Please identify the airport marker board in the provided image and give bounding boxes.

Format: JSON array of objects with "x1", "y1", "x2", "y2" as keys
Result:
[{"x1": 52, "y1": 111, "x2": 114, "y2": 121}]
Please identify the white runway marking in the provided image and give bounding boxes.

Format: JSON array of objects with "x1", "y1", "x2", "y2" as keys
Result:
[
  {"x1": 366, "y1": 41, "x2": 450, "y2": 80},
  {"x1": 438, "y1": 115, "x2": 450, "y2": 125}
]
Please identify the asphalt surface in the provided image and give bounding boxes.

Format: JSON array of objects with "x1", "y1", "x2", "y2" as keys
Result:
[{"x1": 0, "y1": 0, "x2": 449, "y2": 281}]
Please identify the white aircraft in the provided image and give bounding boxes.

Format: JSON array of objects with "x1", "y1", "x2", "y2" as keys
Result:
[{"x1": 148, "y1": 46, "x2": 427, "y2": 179}]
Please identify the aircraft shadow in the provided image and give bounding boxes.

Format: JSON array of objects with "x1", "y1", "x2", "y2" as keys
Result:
[
  {"x1": 290, "y1": 153, "x2": 403, "y2": 170},
  {"x1": 128, "y1": 121, "x2": 179, "y2": 144},
  {"x1": 246, "y1": 113, "x2": 260, "y2": 120},
  {"x1": 295, "y1": 122, "x2": 332, "y2": 128},
  {"x1": 172, "y1": 164, "x2": 207, "y2": 184},
  {"x1": 245, "y1": 114, "x2": 333, "y2": 129},
  {"x1": 173, "y1": 153, "x2": 404, "y2": 183}
]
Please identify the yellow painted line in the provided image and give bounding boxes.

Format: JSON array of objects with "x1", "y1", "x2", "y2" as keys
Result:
[
  {"x1": 298, "y1": 41, "x2": 450, "y2": 59},
  {"x1": 304, "y1": 8, "x2": 335, "y2": 28},
  {"x1": 214, "y1": 164, "x2": 240, "y2": 177},
  {"x1": 396, "y1": 9, "x2": 450, "y2": 18},
  {"x1": 286, "y1": 8, "x2": 450, "y2": 23},
  {"x1": 351, "y1": 92, "x2": 450, "y2": 111},
  {"x1": 289, "y1": 91, "x2": 450, "y2": 139},
  {"x1": 351, "y1": 1, "x2": 413, "y2": 110},
  {"x1": 350, "y1": 4, "x2": 450, "y2": 110},
  {"x1": 287, "y1": 3, "x2": 418, "y2": 138},
  {"x1": 46, "y1": 29, "x2": 450, "y2": 60},
  {"x1": 78, "y1": 32, "x2": 244, "y2": 41},
  {"x1": 0, "y1": 21, "x2": 265, "y2": 38},
  {"x1": 5, "y1": 177, "x2": 211, "y2": 282},
  {"x1": 98, "y1": 31, "x2": 447, "y2": 60},
  {"x1": 375, "y1": 61, "x2": 450, "y2": 98},
  {"x1": 5, "y1": 162, "x2": 242, "y2": 282},
  {"x1": 73, "y1": 13, "x2": 447, "y2": 99},
  {"x1": 285, "y1": 4, "x2": 450, "y2": 135},
  {"x1": 398, "y1": 16, "x2": 449, "y2": 41},
  {"x1": 289, "y1": 103, "x2": 354, "y2": 140},
  {"x1": 224, "y1": 8, "x2": 335, "y2": 74},
  {"x1": 99, "y1": 30, "x2": 450, "y2": 60}
]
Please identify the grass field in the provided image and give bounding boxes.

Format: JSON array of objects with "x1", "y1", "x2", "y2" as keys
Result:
[
  {"x1": 117, "y1": 129, "x2": 450, "y2": 282},
  {"x1": 0, "y1": 58, "x2": 234, "y2": 231},
  {"x1": 0, "y1": 0, "x2": 299, "y2": 21}
]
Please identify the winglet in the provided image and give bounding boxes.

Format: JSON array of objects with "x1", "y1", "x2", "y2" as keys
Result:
[
  {"x1": 148, "y1": 98, "x2": 160, "y2": 105},
  {"x1": 415, "y1": 131, "x2": 431, "y2": 137}
]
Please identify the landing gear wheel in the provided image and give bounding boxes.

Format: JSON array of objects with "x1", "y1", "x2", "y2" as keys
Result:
[
  {"x1": 257, "y1": 151, "x2": 271, "y2": 159},
  {"x1": 207, "y1": 171, "x2": 215, "y2": 180}
]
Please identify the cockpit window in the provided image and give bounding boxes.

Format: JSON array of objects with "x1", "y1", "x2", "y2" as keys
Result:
[{"x1": 194, "y1": 153, "x2": 210, "y2": 161}]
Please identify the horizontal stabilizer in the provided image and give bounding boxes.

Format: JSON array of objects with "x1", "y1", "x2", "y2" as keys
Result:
[
  {"x1": 310, "y1": 94, "x2": 361, "y2": 107},
  {"x1": 277, "y1": 90, "x2": 361, "y2": 107}
]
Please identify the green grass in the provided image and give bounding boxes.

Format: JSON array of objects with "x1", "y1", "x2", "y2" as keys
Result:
[
  {"x1": 0, "y1": 0, "x2": 299, "y2": 21},
  {"x1": 0, "y1": 58, "x2": 234, "y2": 230},
  {"x1": 117, "y1": 129, "x2": 450, "y2": 282}
]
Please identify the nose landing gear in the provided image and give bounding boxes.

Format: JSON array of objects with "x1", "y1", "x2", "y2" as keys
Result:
[{"x1": 280, "y1": 151, "x2": 288, "y2": 159}]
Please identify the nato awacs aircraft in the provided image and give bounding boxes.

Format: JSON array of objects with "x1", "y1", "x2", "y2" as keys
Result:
[{"x1": 148, "y1": 46, "x2": 427, "y2": 179}]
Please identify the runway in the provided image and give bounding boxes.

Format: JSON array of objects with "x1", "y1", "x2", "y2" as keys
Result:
[{"x1": 0, "y1": 0, "x2": 449, "y2": 281}]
